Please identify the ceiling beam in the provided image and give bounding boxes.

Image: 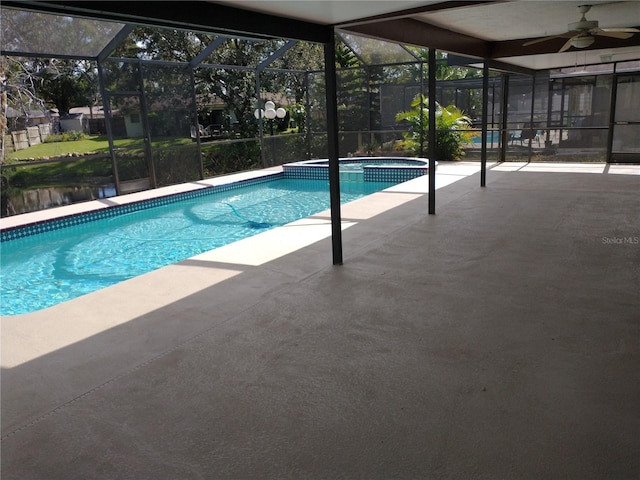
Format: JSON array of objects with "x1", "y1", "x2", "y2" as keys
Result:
[
  {"x1": 343, "y1": 18, "x2": 490, "y2": 59},
  {"x1": 337, "y1": 1, "x2": 505, "y2": 28},
  {"x1": 2, "y1": 0, "x2": 332, "y2": 44},
  {"x1": 484, "y1": 59, "x2": 535, "y2": 76},
  {"x1": 445, "y1": 55, "x2": 536, "y2": 76}
]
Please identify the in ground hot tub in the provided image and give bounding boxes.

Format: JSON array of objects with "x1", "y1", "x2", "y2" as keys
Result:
[{"x1": 283, "y1": 157, "x2": 431, "y2": 183}]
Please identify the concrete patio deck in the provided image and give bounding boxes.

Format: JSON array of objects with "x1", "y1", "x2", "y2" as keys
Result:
[{"x1": 1, "y1": 162, "x2": 639, "y2": 479}]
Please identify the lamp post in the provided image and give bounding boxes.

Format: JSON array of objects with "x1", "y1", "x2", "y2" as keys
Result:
[
  {"x1": 254, "y1": 100, "x2": 286, "y2": 136},
  {"x1": 255, "y1": 100, "x2": 286, "y2": 167}
]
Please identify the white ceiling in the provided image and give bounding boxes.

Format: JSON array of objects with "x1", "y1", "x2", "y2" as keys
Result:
[
  {"x1": 417, "y1": 0, "x2": 640, "y2": 69},
  {"x1": 212, "y1": 0, "x2": 436, "y2": 25},
  {"x1": 213, "y1": 0, "x2": 640, "y2": 71},
  {"x1": 498, "y1": 44, "x2": 640, "y2": 70},
  {"x1": 417, "y1": 1, "x2": 639, "y2": 41}
]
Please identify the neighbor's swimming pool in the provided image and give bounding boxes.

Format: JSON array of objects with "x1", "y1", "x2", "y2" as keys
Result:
[{"x1": 1, "y1": 172, "x2": 402, "y2": 316}]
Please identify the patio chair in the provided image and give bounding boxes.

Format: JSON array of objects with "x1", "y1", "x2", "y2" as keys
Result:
[{"x1": 511, "y1": 127, "x2": 541, "y2": 146}]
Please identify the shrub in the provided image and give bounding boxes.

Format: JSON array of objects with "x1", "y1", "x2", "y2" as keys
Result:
[
  {"x1": 395, "y1": 94, "x2": 475, "y2": 161},
  {"x1": 202, "y1": 142, "x2": 261, "y2": 177},
  {"x1": 153, "y1": 144, "x2": 200, "y2": 186},
  {"x1": 44, "y1": 131, "x2": 87, "y2": 143}
]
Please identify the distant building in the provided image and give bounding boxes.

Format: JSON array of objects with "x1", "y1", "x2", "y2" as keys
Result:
[
  {"x1": 69, "y1": 106, "x2": 107, "y2": 134},
  {"x1": 5, "y1": 106, "x2": 58, "y2": 131},
  {"x1": 59, "y1": 112, "x2": 84, "y2": 132}
]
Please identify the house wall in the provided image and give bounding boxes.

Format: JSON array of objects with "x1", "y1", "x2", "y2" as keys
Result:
[
  {"x1": 124, "y1": 114, "x2": 144, "y2": 137},
  {"x1": 59, "y1": 117, "x2": 84, "y2": 133}
]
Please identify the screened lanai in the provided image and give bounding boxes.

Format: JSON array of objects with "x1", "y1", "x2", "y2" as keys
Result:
[
  {"x1": 2, "y1": 1, "x2": 640, "y2": 269},
  {"x1": 4, "y1": 3, "x2": 638, "y2": 218},
  {"x1": 1, "y1": 8, "x2": 422, "y2": 227},
  {"x1": 1, "y1": 3, "x2": 639, "y2": 479}
]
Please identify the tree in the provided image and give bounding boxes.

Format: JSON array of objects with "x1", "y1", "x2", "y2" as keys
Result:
[
  {"x1": 197, "y1": 38, "x2": 264, "y2": 137},
  {"x1": 269, "y1": 41, "x2": 323, "y2": 104},
  {"x1": 35, "y1": 59, "x2": 98, "y2": 115},
  {"x1": 117, "y1": 28, "x2": 306, "y2": 137},
  {"x1": 112, "y1": 27, "x2": 215, "y2": 62},
  {"x1": 406, "y1": 48, "x2": 483, "y2": 81},
  {"x1": 334, "y1": 39, "x2": 367, "y2": 132},
  {"x1": 1, "y1": 56, "x2": 47, "y2": 119},
  {"x1": 336, "y1": 41, "x2": 361, "y2": 69},
  {"x1": 1, "y1": 56, "x2": 98, "y2": 118}
]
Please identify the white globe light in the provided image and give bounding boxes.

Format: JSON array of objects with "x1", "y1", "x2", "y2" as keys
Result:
[
  {"x1": 254, "y1": 108, "x2": 264, "y2": 119},
  {"x1": 265, "y1": 101, "x2": 276, "y2": 110},
  {"x1": 571, "y1": 35, "x2": 594, "y2": 49},
  {"x1": 265, "y1": 108, "x2": 277, "y2": 119},
  {"x1": 276, "y1": 107, "x2": 286, "y2": 118}
]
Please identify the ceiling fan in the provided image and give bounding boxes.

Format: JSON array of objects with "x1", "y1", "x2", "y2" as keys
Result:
[{"x1": 523, "y1": 4, "x2": 640, "y2": 52}]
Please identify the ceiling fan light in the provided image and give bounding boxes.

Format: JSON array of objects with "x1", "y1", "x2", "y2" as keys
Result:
[{"x1": 571, "y1": 35, "x2": 595, "y2": 48}]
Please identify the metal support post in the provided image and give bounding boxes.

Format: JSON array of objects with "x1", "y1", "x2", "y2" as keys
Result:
[
  {"x1": 324, "y1": 29, "x2": 343, "y2": 265},
  {"x1": 500, "y1": 74, "x2": 509, "y2": 163},
  {"x1": 428, "y1": 49, "x2": 437, "y2": 215},
  {"x1": 481, "y1": 62, "x2": 489, "y2": 187}
]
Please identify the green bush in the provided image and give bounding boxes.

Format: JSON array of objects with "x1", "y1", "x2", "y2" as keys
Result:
[
  {"x1": 202, "y1": 142, "x2": 261, "y2": 177},
  {"x1": 395, "y1": 94, "x2": 476, "y2": 161},
  {"x1": 44, "y1": 131, "x2": 87, "y2": 143},
  {"x1": 153, "y1": 144, "x2": 201, "y2": 186}
]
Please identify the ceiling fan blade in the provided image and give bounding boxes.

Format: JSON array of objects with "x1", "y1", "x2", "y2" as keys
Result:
[
  {"x1": 559, "y1": 37, "x2": 575, "y2": 53},
  {"x1": 600, "y1": 27, "x2": 640, "y2": 33},
  {"x1": 595, "y1": 29, "x2": 634, "y2": 39},
  {"x1": 523, "y1": 33, "x2": 571, "y2": 47}
]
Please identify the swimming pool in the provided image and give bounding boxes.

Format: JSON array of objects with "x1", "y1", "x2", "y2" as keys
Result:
[
  {"x1": 1, "y1": 171, "x2": 401, "y2": 316},
  {"x1": 471, "y1": 131, "x2": 500, "y2": 144}
]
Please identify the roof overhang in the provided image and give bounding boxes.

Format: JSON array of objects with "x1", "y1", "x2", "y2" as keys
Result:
[
  {"x1": 1, "y1": 0, "x2": 332, "y2": 43},
  {"x1": 3, "y1": 0, "x2": 640, "y2": 72}
]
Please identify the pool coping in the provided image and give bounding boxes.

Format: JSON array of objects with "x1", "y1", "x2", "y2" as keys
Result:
[{"x1": 284, "y1": 156, "x2": 430, "y2": 167}]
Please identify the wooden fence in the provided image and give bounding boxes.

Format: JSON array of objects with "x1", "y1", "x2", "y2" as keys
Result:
[{"x1": 10, "y1": 123, "x2": 53, "y2": 151}]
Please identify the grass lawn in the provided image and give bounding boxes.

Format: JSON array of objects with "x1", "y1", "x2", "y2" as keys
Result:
[
  {"x1": 6, "y1": 157, "x2": 115, "y2": 189},
  {"x1": 6, "y1": 136, "x2": 194, "y2": 162},
  {"x1": 3, "y1": 135, "x2": 199, "y2": 191}
]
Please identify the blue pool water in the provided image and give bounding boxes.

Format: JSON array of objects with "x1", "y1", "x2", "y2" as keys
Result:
[
  {"x1": 0, "y1": 177, "x2": 395, "y2": 315},
  {"x1": 472, "y1": 131, "x2": 500, "y2": 144}
]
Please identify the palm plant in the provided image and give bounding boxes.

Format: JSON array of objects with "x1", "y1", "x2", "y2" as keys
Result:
[{"x1": 395, "y1": 94, "x2": 476, "y2": 161}]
